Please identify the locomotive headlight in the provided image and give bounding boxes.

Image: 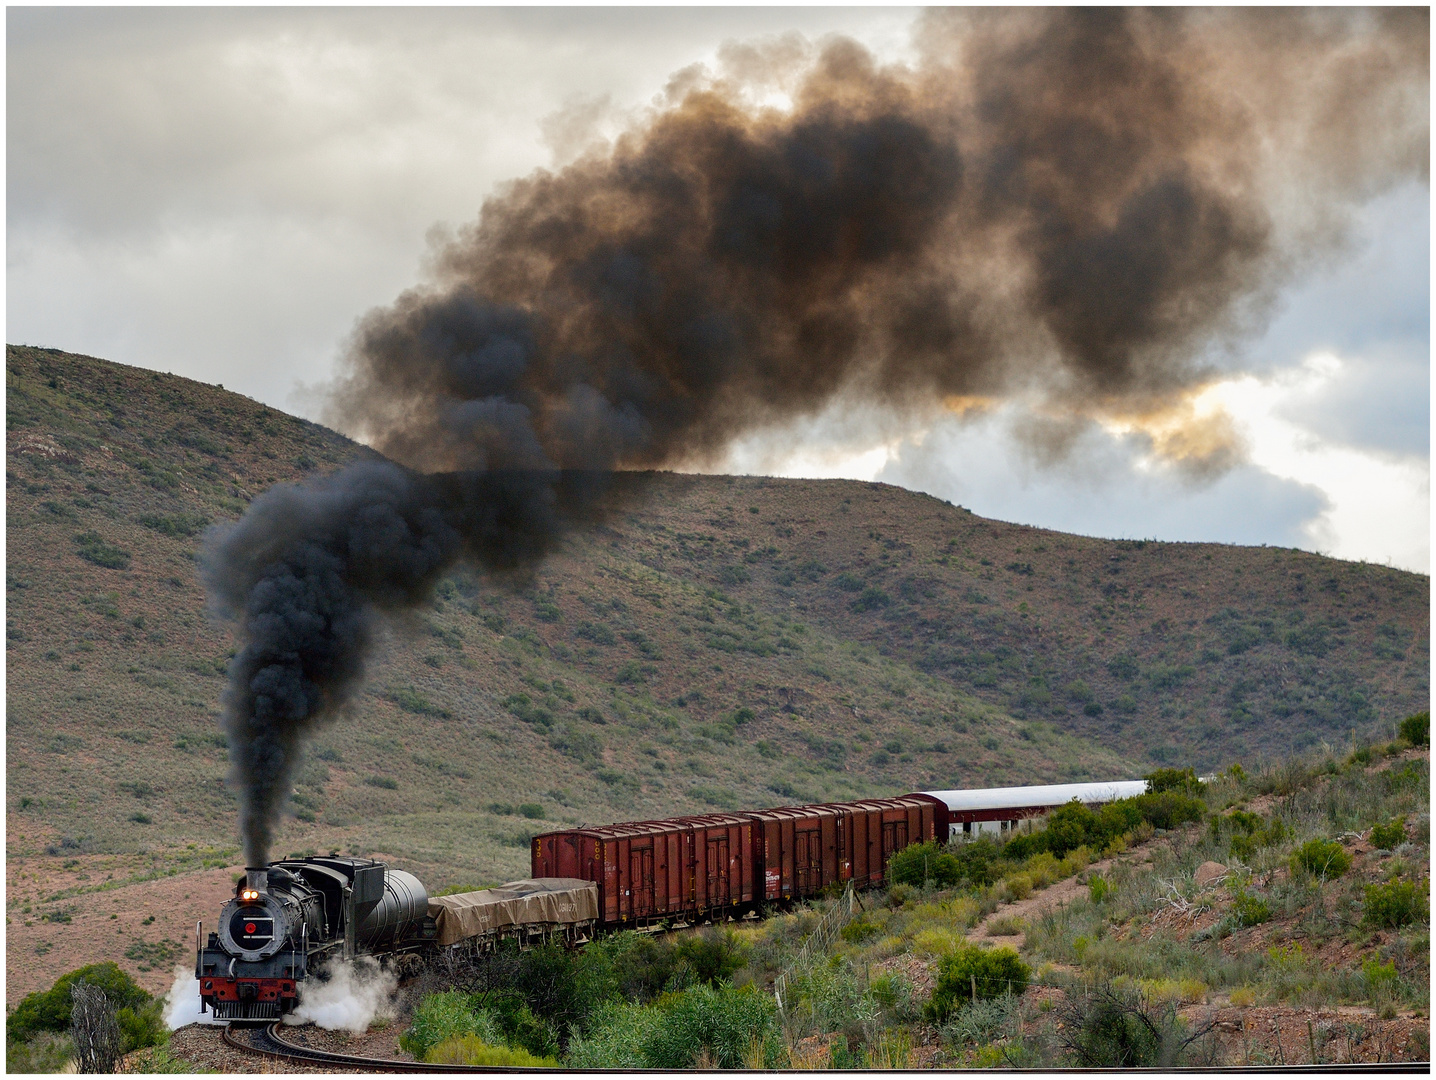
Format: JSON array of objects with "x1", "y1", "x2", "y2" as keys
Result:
[{"x1": 240, "y1": 889, "x2": 260, "y2": 901}]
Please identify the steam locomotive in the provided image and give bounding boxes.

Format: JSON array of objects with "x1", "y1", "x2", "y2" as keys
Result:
[
  {"x1": 196, "y1": 857, "x2": 434, "y2": 1021},
  {"x1": 197, "y1": 780, "x2": 1147, "y2": 1020}
]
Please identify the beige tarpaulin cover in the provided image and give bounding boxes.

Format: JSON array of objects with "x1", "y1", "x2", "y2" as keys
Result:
[{"x1": 428, "y1": 878, "x2": 599, "y2": 947}]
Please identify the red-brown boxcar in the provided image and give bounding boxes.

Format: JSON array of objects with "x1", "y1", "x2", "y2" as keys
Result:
[
  {"x1": 814, "y1": 795, "x2": 947, "y2": 889},
  {"x1": 531, "y1": 813, "x2": 755, "y2": 926},
  {"x1": 748, "y1": 804, "x2": 844, "y2": 903}
]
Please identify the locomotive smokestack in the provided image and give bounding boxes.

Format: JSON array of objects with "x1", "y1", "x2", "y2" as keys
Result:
[
  {"x1": 244, "y1": 867, "x2": 268, "y2": 900},
  {"x1": 202, "y1": 9, "x2": 1426, "y2": 867}
]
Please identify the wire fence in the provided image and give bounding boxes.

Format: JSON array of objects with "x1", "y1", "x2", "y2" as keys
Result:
[{"x1": 771, "y1": 883, "x2": 857, "y2": 1016}]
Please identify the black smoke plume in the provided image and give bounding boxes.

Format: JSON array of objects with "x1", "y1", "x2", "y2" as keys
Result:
[
  {"x1": 205, "y1": 9, "x2": 1426, "y2": 864},
  {"x1": 202, "y1": 465, "x2": 605, "y2": 865}
]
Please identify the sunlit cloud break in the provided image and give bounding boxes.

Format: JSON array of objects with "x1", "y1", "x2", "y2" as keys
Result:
[
  {"x1": 1208, "y1": 353, "x2": 1429, "y2": 573},
  {"x1": 714, "y1": 349, "x2": 1427, "y2": 575}
]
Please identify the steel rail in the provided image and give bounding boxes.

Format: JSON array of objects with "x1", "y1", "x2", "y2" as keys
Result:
[
  {"x1": 220, "y1": 1019, "x2": 1425, "y2": 1073},
  {"x1": 221, "y1": 1021, "x2": 566, "y2": 1073}
]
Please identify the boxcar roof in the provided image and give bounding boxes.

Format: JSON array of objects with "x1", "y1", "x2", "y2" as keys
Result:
[
  {"x1": 533, "y1": 811, "x2": 754, "y2": 841},
  {"x1": 919, "y1": 780, "x2": 1147, "y2": 812}
]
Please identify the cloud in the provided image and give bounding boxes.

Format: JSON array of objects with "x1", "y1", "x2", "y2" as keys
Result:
[
  {"x1": 1208, "y1": 354, "x2": 1430, "y2": 572},
  {"x1": 7, "y1": 9, "x2": 1426, "y2": 570},
  {"x1": 6, "y1": 7, "x2": 918, "y2": 405},
  {"x1": 877, "y1": 405, "x2": 1332, "y2": 551},
  {"x1": 722, "y1": 365, "x2": 1425, "y2": 572},
  {"x1": 1277, "y1": 345, "x2": 1429, "y2": 459}
]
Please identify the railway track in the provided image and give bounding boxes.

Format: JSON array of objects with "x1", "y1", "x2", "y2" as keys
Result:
[
  {"x1": 221, "y1": 1021, "x2": 563, "y2": 1073},
  {"x1": 220, "y1": 1018, "x2": 1425, "y2": 1074}
]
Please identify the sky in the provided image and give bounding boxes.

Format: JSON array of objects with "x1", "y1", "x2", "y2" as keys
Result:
[{"x1": 7, "y1": 8, "x2": 1429, "y2": 572}]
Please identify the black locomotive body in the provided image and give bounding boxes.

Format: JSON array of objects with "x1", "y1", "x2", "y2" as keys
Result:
[{"x1": 196, "y1": 857, "x2": 435, "y2": 1020}]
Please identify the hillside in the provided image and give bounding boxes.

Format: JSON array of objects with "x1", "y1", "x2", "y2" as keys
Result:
[
  {"x1": 739, "y1": 741, "x2": 1429, "y2": 1068},
  {"x1": 150, "y1": 740, "x2": 1435, "y2": 1070},
  {"x1": 5, "y1": 344, "x2": 1428, "y2": 998}
]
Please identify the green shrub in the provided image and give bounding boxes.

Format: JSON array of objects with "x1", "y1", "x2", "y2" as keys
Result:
[
  {"x1": 597, "y1": 932, "x2": 681, "y2": 1005},
  {"x1": 517, "y1": 803, "x2": 545, "y2": 820},
  {"x1": 1088, "y1": 875, "x2": 1112, "y2": 904},
  {"x1": 784, "y1": 957, "x2": 869, "y2": 1039},
  {"x1": 491, "y1": 1000, "x2": 559, "y2": 1061},
  {"x1": 1363, "y1": 880, "x2": 1426, "y2": 929},
  {"x1": 949, "y1": 837, "x2": 1004, "y2": 886},
  {"x1": 8, "y1": 963, "x2": 150, "y2": 1043},
  {"x1": 1361, "y1": 957, "x2": 1399, "y2": 992},
  {"x1": 1229, "y1": 891, "x2": 1272, "y2": 927},
  {"x1": 1227, "y1": 813, "x2": 1288, "y2": 863},
  {"x1": 1222, "y1": 810, "x2": 1262, "y2": 835},
  {"x1": 1001, "y1": 873, "x2": 1033, "y2": 901},
  {"x1": 428, "y1": 1035, "x2": 557, "y2": 1066},
  {"x1": 116, "y1": 997, "x2": 168, "y2": 1053},
  {"x1": 1370, "y1": 819, "x2": 1406, "y2": 850},
  {"x1": 840, "y1": 914, "x2": 880, "y2": 944},
  {"x1": 850, "y1": 587, "x2": 892, "y2": 612},
  {"x1": 1129, "y1": 791, "x2": 1207, "y2": 831},
  {"x1": 398, "y1": 992, "x2": 499, "y2": 1060},
  {"x1": 986, "y1": 913, "x2": 1028, "y2": 937},
  {"x1": 1043, "y1": 802, "x2": 1100, "y2": 858},
  {"x1": 888, "y1": 841, "x2": 962, "y2": 888},
  {"x1": 1003, "y1": 791, "x2": 1205, "y2": 861},
  {"x1": 137, "y1": 512, "x2": 210, "y2": 538},
  {"x1": 927, "y1": 946, "x2": 1030, "y2": 1022},
  {"x1": 387, "y1": 686, "x2": 452, "y2": 718},
  {"x1": 673, "y1": 928, "x2": 746, "y2": 986},
  {"x1": 1145, "y1": 767, "x2": 1205, "y2": 796},
  {"x1": 6, "y1": 1032, "x2": 75, "y2": 1073},
  {"x1": 1398, "y1": 711, "x2": 1429, "y2": 747},
  {"x1": 1289, "y1": 838, "x2": 1351, "y2": 879},
  {"x1": 1001, "y1": 830, "x2": 1047, "y2": 861},
  {"x1": 941, "y1": 994, "x2": 1017, "y2": 1046},
  {"x1": 1057, "y1": 983, "x2": 1198, "y2": 1067},
  {"x1": 565, "y1": 1001, "x2": 661, "y2": 1068},
  {"x1": 73, "y1": 531, "x2": 130, "y2": 570},
  {"x1": 642, "y1": 984, "x2": 782, "y2": 1069},
  {"x1": 869, "y1": 973, "x2": 917, "y2": 1020}
]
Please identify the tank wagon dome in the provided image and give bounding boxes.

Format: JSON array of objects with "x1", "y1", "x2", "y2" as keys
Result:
[{"x1": 920, "y1": 780, "x2": 1148, "y2": 813}]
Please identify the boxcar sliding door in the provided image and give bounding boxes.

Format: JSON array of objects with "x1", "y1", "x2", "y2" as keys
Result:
[
  {"x1": 629, "y1": 844, "x2": 655, "y2": 917},
  {"x1": 705, "y1": 832, "x2": 730, "y2": 905}
]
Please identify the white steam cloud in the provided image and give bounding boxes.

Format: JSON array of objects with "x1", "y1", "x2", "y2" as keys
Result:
[
  {"x1": 163, "y1": 966, "x2": 225, "y2": 1029},
  {"x1": 282, "y1": 957, "x2": 399, "y2": 1033}
]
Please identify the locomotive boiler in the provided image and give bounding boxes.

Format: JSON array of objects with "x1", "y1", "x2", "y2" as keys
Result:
[{"x1": 195, "y1": 856, "x2": 435, "y2": 1020}]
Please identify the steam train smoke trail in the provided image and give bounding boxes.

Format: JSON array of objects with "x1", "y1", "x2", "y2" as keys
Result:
[
  {"x1": 203, "y1": 9, "x2": 1426, "y2": 865},
  {"x1": 202, "y1": 465, "x2": 604, "y2": 867}
]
